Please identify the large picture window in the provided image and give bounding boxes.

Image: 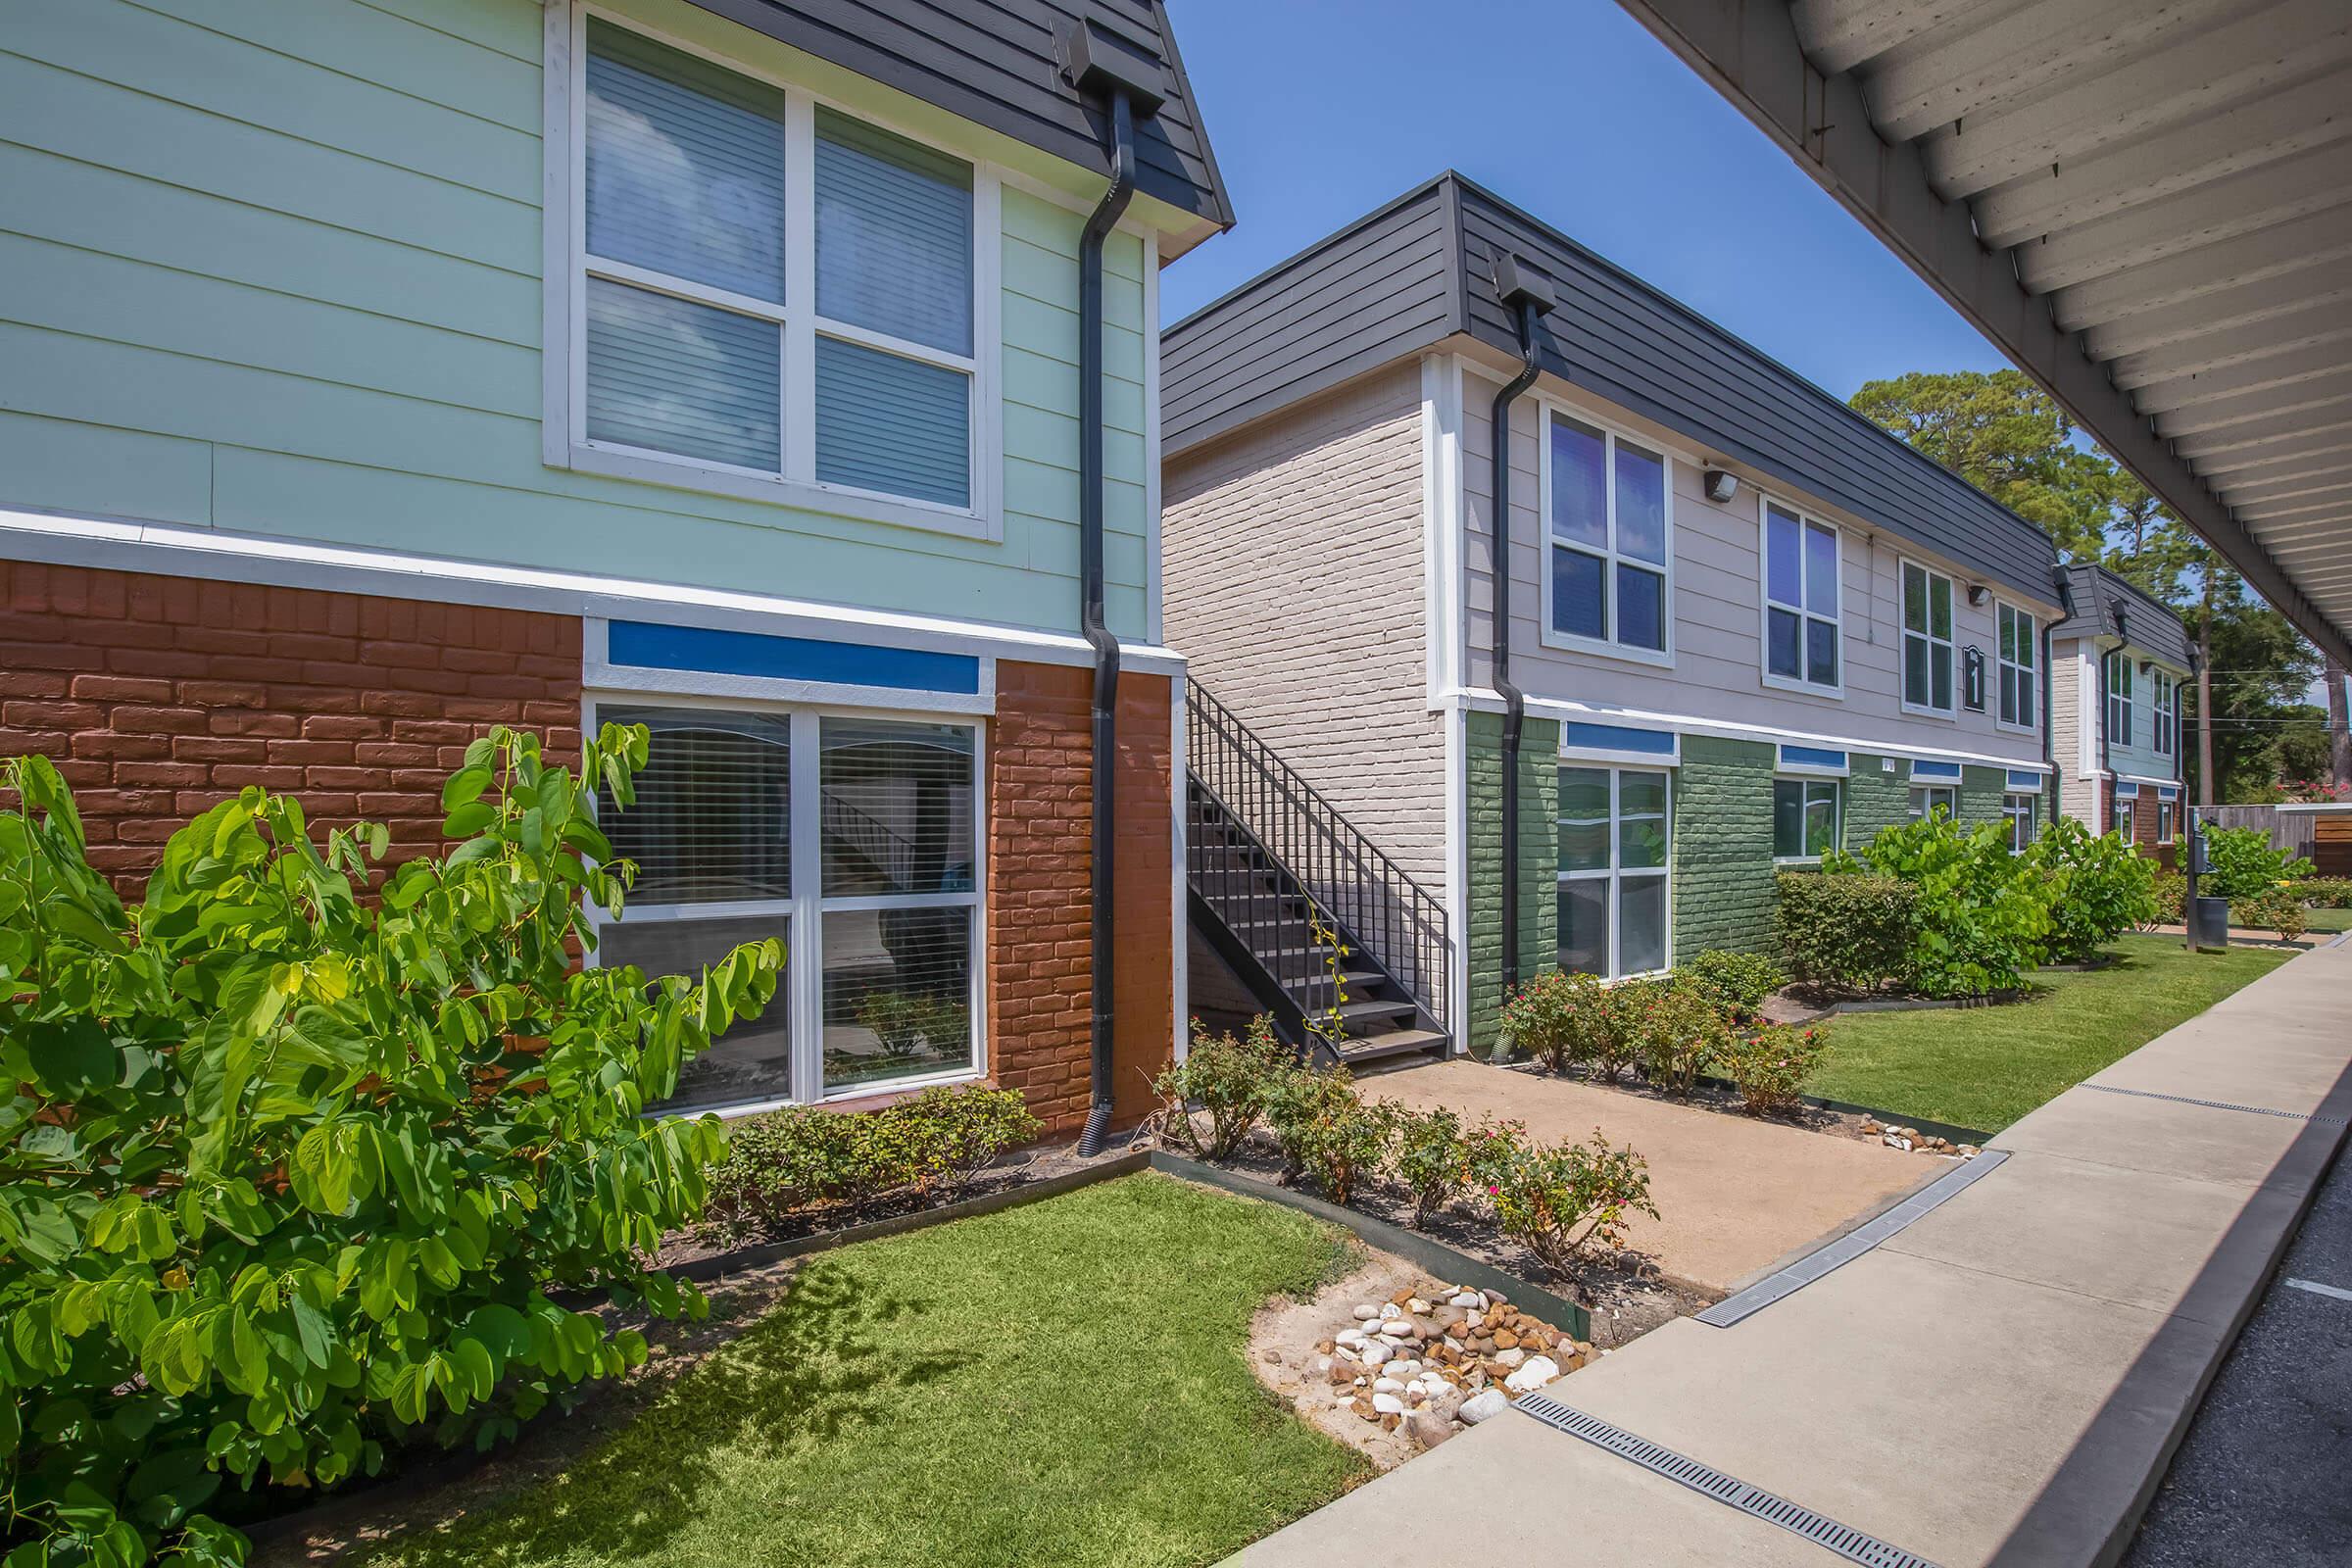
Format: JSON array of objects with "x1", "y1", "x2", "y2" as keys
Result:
[
  {"x1": 1544, "y1": 413, "x2": 1671, "y2": 660},
  {"x1": 1901, "y1": 562, "x2": 1955, "y2": 715},
  {"x1": 1761, "y1": 500, "x2": 1839, "y2": 691},
  {"x1": 2150, "y1": 671, "x2": 2177, "y2": 757},
  {"x1": 1997, "y1": 603, "x2": 2035, "y2": 730},
  {"x1": 2105, "y1": 651, "x2": 2135, "y2": 747},
  {"x1": 592, "y1": 702, "x2": 981, "y2": 1111},
  {"x1": 1773, "y1": 778, "x2": 1839, "y2": 859},
  {"x1": 567, "y1": 17, "x2": 988, "y2": 526},
  {"x1": 1557, "y1": 766, "x2": 1671, "y2": 979}
]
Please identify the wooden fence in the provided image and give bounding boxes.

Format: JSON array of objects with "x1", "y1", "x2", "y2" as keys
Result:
[{"x1": 2198, "y1": 805, "x2": 2352, "y2": 876}]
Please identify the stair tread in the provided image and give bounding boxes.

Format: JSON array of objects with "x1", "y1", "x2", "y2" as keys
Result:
[
  {"x1": 1327, "y1": 997, "x2": 1415, "y2": 1022},
  {"x1": 1334, "y1": 1028, "x2": 1448, "y2": 1061}
]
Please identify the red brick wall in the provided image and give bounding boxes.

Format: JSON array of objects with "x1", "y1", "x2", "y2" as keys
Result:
[
  {"x1": 0, "y1": 562, "x2": 580, "y2": 891},
  {"x1": 987, "y1": 662, "x2": 1175, "y2": 1139}
]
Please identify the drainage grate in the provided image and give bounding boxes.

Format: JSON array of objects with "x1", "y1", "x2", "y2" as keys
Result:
[
  {"x1": 1513, "y1": 1395, "x2": 1939, "y2": 1567},
  {"x1": 2080, "y1": 1082, "x2": 2347, "y2": 1125},
  {"x1": 1697, "y1": 1151, "x2": 2008, "y2": 1327}
]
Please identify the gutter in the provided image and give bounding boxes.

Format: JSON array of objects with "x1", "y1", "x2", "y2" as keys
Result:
[
  {"x1": 1486, "y1": 256, "x2": 1553, "y2": 999},
  {"x1": 1060, "y1": 25, "x2": 1164, "y2": 1154}
]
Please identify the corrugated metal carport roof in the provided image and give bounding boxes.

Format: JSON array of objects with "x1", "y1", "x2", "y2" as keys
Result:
[{"x1": 1611, "y1": 0, "x2": 2352, "y2": 667}]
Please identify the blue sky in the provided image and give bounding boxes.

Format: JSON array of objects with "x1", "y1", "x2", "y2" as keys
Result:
[{"x1": 1158, "y1": 0, "x2": 2009, "y2": 402}]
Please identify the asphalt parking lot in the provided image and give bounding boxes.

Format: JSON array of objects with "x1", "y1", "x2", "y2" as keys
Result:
[{"x1": 2124, "y1": 1137, "x2": 2352, "y2": 1566}]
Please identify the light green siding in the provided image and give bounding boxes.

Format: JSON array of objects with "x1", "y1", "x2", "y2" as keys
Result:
[{"x1": 0, "y1": 0, "x2": 1152, "y2": 638}]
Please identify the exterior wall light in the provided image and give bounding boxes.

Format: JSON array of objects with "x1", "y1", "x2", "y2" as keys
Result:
[{"x1": 1701, "y1": 468, "x2": 1739, "y2": 504}]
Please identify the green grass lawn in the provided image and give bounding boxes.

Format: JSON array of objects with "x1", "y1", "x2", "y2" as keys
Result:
[
  {"x1": 358, "y1": 1175, "x2": 1367, "y2": 1568},
  {"x1": 2303, "y1": 906, "x2": 2352, "y2": 935},
  {"x1": 1807, "y1": 933, "x2": 2296, "y2": 1135}
]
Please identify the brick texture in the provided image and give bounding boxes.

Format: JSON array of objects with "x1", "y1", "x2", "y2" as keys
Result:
[
  {"x1": 1465, "y1": 711, "x2": 1558, "y2": 1057},
  {"x1": 0, "y1": 562, "x2": 580, "y2": 891},
  {"x1": 1672, "y1": 735, "x2": 1779, "y2": 957},
  {"x1": 986, "y1": 662, "x2": 1174, "y2": 1139}
]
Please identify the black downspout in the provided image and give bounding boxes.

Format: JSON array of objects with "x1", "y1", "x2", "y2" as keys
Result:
[
  {"x1": 1492, "y1": 292, "x2": 1546, "y2": 999},
  {"x1": 2043, "y1": 571, "x2": 2067, "y2": 838},
  {"x1": 1075, "y1": 88, "x2": 1136, "y2": 1155}
]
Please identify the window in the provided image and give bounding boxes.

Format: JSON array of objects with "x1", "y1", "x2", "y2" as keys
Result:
[
  {"x1": 1545, "y1": 413, "x2": 1671, "y2": 660},
  {"x1": 1761, "y1": 501, "x2": 1840, "y2": 691},
  {"x1": 2105, "y1": 651, "x2": 2134, "y2": 746},
  {"x1": 2156, "y1": 799, "x2": 2176, "y2": 845},
  {"x1": 1772, "y1": 778, "x2": 1840, "y2": 859},
  {"x1": 1909, "y1": 785, "x2": 1957, "y2": 821},
  {"x1": 1901, "y1": 562, "x2": 1955, "y2": 715},
  {"x1": 569, "y1": 19, "x2": 986, "y2": 523},
  {"x1": 2150, "y1": 671, "x2": 2177, "y2": 756},
  {"x1": 1997, "y1": 603, "x2": 2035, "y2": 730},
  {"x1": 592, "y1": 703, "x2": 981, "y2": 1110},
  {"x1": 2003, "y1": 792, "x2": 2037, "y2": 852},
  {"x1": 1557, "y1": 766, "x2": 1671, "y2": 979}
]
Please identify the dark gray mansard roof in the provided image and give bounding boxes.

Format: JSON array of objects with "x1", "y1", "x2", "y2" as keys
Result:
[
  {"x1": 686, "y1": 0, "x2": 1231, "y2": 234},
  {"x1": 2052, "y1": 564, "x2": 2194, "y2": 671},
  {"x1": 1163, "y1": 172, "x2": 2061, "y2": 603}
]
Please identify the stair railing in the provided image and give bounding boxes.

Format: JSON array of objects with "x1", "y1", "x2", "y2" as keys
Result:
[{"x1": 1184, "y1": 677, "x2": 1451, "y2": 1042}]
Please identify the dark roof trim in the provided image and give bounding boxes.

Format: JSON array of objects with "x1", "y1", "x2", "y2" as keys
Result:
[
  {"x1": 2051, "y1": 564, "x2": 2195, "y2": 670},
  {"x1": 1164, "y1": 172, "x2": 2062, "y2": 602},
  {"x1": 684, "y1": 0, "x2": 1233, "y2": 235}
]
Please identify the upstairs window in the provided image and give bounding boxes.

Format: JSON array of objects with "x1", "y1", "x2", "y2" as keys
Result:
[
  {"x1": 1997, "y1": 603, "x2": 2035, "y2": 730},
  {"x1": 2105, "y1": 651, "x2": 2135, "y2": 746},
  {"x1": 1762, "y1": 501, "x2": 1840, "y2": 692},
  {"x1": 570, "y1": 19, "x2": 986, "y2": 523},
  {"x1": 1545, "y1": 413, "x2": 1671, "y2": 660},
  {"x1": 2150, "y1": 671, "x2": 2178, "y2": 756},
  {"x1": 1901, "y1": 562, "x2": 1954, "y2": 715}
]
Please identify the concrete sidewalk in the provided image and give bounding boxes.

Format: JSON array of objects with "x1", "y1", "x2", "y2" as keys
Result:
[{"x1": 1230, "y1": 940, "x2": 2352, "y2": 1568}]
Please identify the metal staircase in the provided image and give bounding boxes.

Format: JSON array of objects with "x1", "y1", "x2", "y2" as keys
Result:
[{"x1": 1185, "y1": 678, "x2": 1451, "y2": 1068}]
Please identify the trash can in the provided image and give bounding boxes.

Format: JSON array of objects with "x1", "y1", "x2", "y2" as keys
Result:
[{"x1": 2187, "y1": 895, "x2": 2231, "y2": 952}]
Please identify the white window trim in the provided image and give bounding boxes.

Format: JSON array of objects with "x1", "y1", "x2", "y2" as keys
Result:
[
  {"x1": 1908, "y1": 783, "x2": 1958, "y2": 820},
  {"x1": 1556, "y1": 764, "x2": 1674, "y2": 981},
  {"x1": 1756, "y1": 493, "x2": 1844, "y2": 699},
  {"x1": 582, "y1": 688, "x2": 990, "y2": 1115},
  {"x1": 2105, "y1": 650, "x2": 2135, "y2": 749},
  {"x1": 1898, "y1": 558, "x2": 1958, "y2": 721},
  {"x1": 1994, "y1": 600, "x2": 2037, "y2": 735},
  {"x1": 1771, "y1": 773, "x2": 1842, "y2": 864},
  {"x1": 545, "y1": 2, "x2": 1005, "y2": 542},
  {"x1": 2002, "y1": 791, "x2": 2037, "y2": 852},
  {"x1": 1536, "y1": 402, "x2": 1677, "y2": 669},
  {"x1": 2150, "y1": 669, "x2": 2178, "y2": 758}
]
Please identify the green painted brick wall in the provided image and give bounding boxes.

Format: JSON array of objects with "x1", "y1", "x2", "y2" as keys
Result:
[
  {"x1": 1669, "y1": 735, "x2": 1777, "y2": 957},
  {"x1": 1960, "y1": 764, "x2": 2010, "y2": 825},
  {"x1": 1845, "y1": 754, "x2": 1911, "y2": 844},
  {"x1": 1465, "y1": 711, "x2": 1557, "y2": 1057}
]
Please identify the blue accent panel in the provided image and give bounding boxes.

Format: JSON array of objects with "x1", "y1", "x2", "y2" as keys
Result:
[
  {"x1": 2116, "y1": 782, "x2": 2140, "y2": 799},
  {"x1": 2007, "y1": 768, "x2": 2044, "y2": 791},
  {"x1": 1909, "y1": 759, "x2": 1963, "y2": 780},
  {"x1": 1562, "y1": 721, "x2": 1677, "y2": 758},
  {"x1": 2157, "y1": 784, "x2": 2180, "y2": 801},
  {"x1": 607, "y1": 619, "x2": 981, "y2": 694},
  {"x1": 1779, "y1": 744, "x2": 1847, "y2": 771}
]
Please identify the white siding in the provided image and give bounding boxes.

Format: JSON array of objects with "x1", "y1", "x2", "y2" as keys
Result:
[
  {"x1": 1163, "y1": 364, "x2": 1447, "y2": 885},
  {"x1": 2053, "y1": 636, "x2": 2099, "y2": 826},
  {"x1": 1458, "y1": 358, "x2": 2062, "y2": 762}
]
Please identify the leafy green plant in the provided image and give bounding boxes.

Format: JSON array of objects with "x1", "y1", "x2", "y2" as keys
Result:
[
  {"x1": 890, "y1": 1084, "x2": 1042, "y2": 1200},
  {"x1": 0, "y1": 730, "x2": 784, "y2": 1568},
  {"x1": 1498, "y1": 969, "x2": 1641, "y2": 1081},
  {"x1": 2230, "y1": 887, "x2": 2308, "y2": 942},
  {"x1": 2023, "y1": 816, "x2": 2159, "y2": 962},
  {"x1": 1833, "y1": 813, "x2": 2054, "y2": 997},
  {"x1": 2198, "y1": 825, "x2": 2313, "y2": 900},
  {"x1": 854, "y1": 991, "x2": 970, "y2": 1064},
  {"x1": 1152, "y1": 1015, "x2": 1292, "y2": 1160},
  {"x1": 1486, "y1": 1133, "x2": 1658, "y2": 1278},
  {"x1": 1261, "y1": 1066, "x2": 1392, "y2": 1205},
  {"x1": 1671, "y1": 950, "x2": 1787, "y2": 1020},
  {"x1": 2149, "y1": 869, "x2": 2187, "y2": 926},
  {"x1": 1626, "y1": 979, "x2": 1734, "y2": 1097},
  {"x1": 1388, "y1": 1107, "x2": 1522, "y2": 1229},
  {"x1": 1773, "y1": 871, "x2": 1918, "y2": 994},
  {"x1": 1717, "y1": 1024, "x2": 1827, "y2": 1116},
  {"x1": 2299, "y1": 877, "x2": 2352, "y2": 909}
]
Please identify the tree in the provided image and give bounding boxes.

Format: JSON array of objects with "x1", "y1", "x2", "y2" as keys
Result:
[{"x1": 1849, "y1": 369, "x2": 2112, "y2": 554}]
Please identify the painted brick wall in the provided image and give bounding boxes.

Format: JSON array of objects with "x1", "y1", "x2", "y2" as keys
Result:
[
  {"x1": 986, "y1": 662, "x2": 1173, "y2": 1139},
  {"x1": 1465, "y1": 711, "x2": 1557, "y2": 1057},
  {"x1": 1844, "y1": 754, "x2": 1911, "y2": 846},
  {"x1": 1670, "y1": 735, "x2": 1777, "y2": 957},
  {"x1": 1959, "y1": 764, "x2": 2009, "y2": 827},
  {"x1": 0, "y1": 562, "x2": 579, "y2": 892}
]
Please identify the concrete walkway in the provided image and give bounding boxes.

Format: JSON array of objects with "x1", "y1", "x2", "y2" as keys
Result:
[
  {"x1": 1360, "y1": 1058, "x2": 1928, "y2": 1294},
  {"x1": 1231, "y1": 940, "x2": 2352, "y2": 1568}
]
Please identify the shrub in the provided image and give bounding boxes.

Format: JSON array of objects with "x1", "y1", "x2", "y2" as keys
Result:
[
  {"x1": 1627, "y1": 979, "x2": 1735, "y2": 1097},
  {"x1": 1836, "y1": 814, "x2": 2054, "y2": 997},
  {"x1": 1262, "y1": 1065, "x2": 1392, "y2": 1204},
  {"x1": 0, "y1": 733, "x2": 785, "y2": 1568},
  {"x1": 1152, "y1": 1014, "x2": 1292, "y2": 1159},
  {"x1": 2150, "y1": 869, "x2": 2187, "y2": 926},
  {"x1": 892, "y1": 1084, "x2": 1043, "y2": 1200},
  {"x1": 2300, "y1": 876, "x2": 2352, "y2": 909},
  {"x1": 1774, "y1": 871, "x2": 1918, "y2": 994},
  {"x1": 1672, "y1": 949, "x2": 1787, "y2": 1020},
  {"x1": 1389, "y1": 1106, "x2": 1470, "y2": 1228},
  {"x1": 2231, "y1": 887, "x2": 2308, "y2": 942},
  {"x1": 2024, "y1": 817, "x2": 2159, "y2": 962},
  {"x1": 1499, "y1": 967, "x2": 1642, "y2": 1080},
  {"x1": 1718, "y1": 1024, "x2": 1828, "y2": 1116},
  {"x1": 1487, "y1": 1132, "x2": 1658, "y2": 1278},
  {"x1": 2199, "y1": 825, "x2": 2314, "y2": 900}
]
